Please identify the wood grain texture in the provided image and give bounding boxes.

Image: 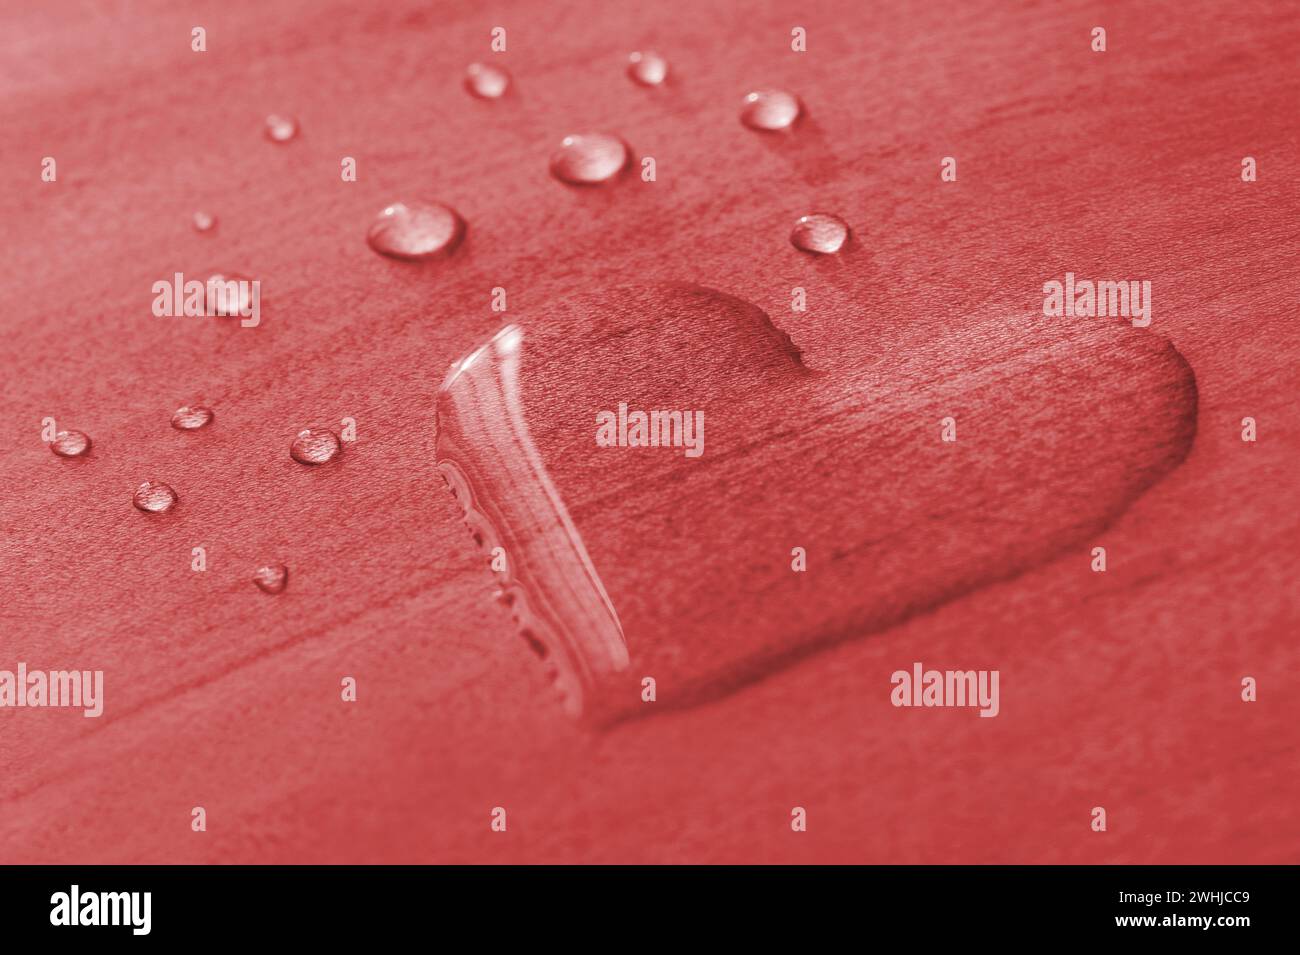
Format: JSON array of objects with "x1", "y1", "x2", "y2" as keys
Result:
[{"x1": 0, "y1": 0, "x2": 1297, "y2": 863}]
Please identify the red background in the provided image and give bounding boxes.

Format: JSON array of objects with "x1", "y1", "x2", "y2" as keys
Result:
[{"x1": 1, "y1": 0, "x2": 1297, "y2": 863}]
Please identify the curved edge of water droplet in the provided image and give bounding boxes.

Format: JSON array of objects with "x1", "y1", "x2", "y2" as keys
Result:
[
  {"x1": 658, "y1": 281, "x2": 819, "y2": 376},
  {"x1": 436, "y1": 324, "x2": 629, "y2": 718}
]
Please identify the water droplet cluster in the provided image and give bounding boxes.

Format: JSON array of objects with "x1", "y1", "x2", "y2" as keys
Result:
[
  {"x1": 51, "y1": 43, "x2": 845, "y2": 643},
  {"x1": 49, "y1": 404, "x2": 346, "y2": 594},
  {"x1": 354, "y1": 52, "x2": 845, "y2": 253}
]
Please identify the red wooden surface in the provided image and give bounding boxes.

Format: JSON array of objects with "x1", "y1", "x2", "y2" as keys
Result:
[{"x1": 1, "y1": 0, "x2": 1297, "y2": 863}]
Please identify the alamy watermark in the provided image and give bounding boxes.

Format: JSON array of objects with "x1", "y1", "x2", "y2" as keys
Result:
[
  {"x1": 152, "y1": 272, "x2": 260, "y2": 327},
  {"x1": 1043, "y1": 272, "x2": 1151, "y2": 327},
  {"x1": 595, "y1": 402, "x2": 705, "y2": 458},
  {"x1": 0, "y1": 663, "x2": 103, "y2": 717},
  {"x1": 50, "y1": 885, "x2": 150, "y2": 935},
  {"x1": 891, "y1": 662, "x2": 1000, "y2": 717}
]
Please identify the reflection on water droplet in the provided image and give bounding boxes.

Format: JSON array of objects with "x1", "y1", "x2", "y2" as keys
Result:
[
  {"x1": 465, "y1": 62, "x2": 510, "y2": 98},
  {"x1": 627, "y1": 51, "x2": 668, "y2": 86},
  {"x1": 290, "y1": 428, "x2": 341, "y2": 465},
  {"x1": 50, "y1": 430, "x2": 91, "y2": 457},
  {"x1": 549, "y1": 133, "x2": 628, "y2": 185},
  {"x1": 204, "y1": 272, "x2": 255, "y2": 316},
  {"x1": 264, "y1": 114, "x2": 298, "y2": 142},
  {"x1": 740, "y1": 89, "x2": 801, "y2": 131},
  {"x1": 253, "y1": 564, "x2": 288, "y2": 594},
  {"x1": 172, "y1": 405, "x2": 214, "y2": 430},
  {"x1": 133, "y1": 480, "x2": 177, "y2": 513},
  {"x1": 790, "y1": 213, "x2": 849, "y2": 254},
  {"x1": 437, "y1": 324, "x2": 629, "y2": 717},
  {"x1": 193, "y1": 211, "x2": 216, "y2": 233},
  {"x1": 366, "y1": 202, "x2": 465, "y2": 260}
]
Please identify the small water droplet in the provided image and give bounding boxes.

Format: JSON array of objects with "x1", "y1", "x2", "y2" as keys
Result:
[
  {"x1": 740, "y1": 89, "x2": 801, "y2": 131},
  {"x1": 253, "y1": 564, "x2": 289, "y2": 594},
  {"x1": 133, "y1": 480, "x2": 177, "y2": 513},
  {"x1": 203, "y1": 272, "x2": 256, "y2": 316},
  {"x1": 290, "y1": 428, "x2": 341, "y2": 465},
  {"x1": 549, "y1": 133, "x2": 628, "y2": 185},
  {"x1": 366, "y1": 202, "x2": 465, "y2": 261},
  {"x1": 465, "y1": 62, "x2": 510, "y2": 98},
  {"x1": 193, "y1": 211, "x2": 217, "y2": 233},
  {"x1": 627, "y1": 51, "x2": 668, "y2": 86},
  {"x1": 50, "y1": 430, "x2": 91, "y2": 457},
  {"x1": 790, "y1": 213, "x2": 849, "y2": 254},
  {"x1": 171, "y1": 405, "x2": 214, "y2": 430},
  {"x1": 264, "y1": 114, "x2": 299, "y2": 142}
]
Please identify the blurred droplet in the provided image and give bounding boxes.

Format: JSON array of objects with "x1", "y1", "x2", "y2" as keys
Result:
[
  {"x1": 790, "y1": 213, "x2": 849, "y2": 254},
  {"x1": 290, "y1": 428, "x2": 341, "y2": 465},
  {"x1": 265, "y1": 114, "x2": 299, "y2": 142},
  {"x1": 627, "y1": 51, "x2": 668, "y2": 86},
  {"x1": 549, "y1": 133, "x2": 628, "y2": 185},
  {"x1": 253, "y1": 564, "x2": 289, "y2": 594},
  {"x1": 465, "y1": 62, "x2": 510, "y2": 98},
  {"x1": 740, "y1": 89, "x2": 801, "y2": 131},
  {"x1": 133, "y1": 481, "x2": 177, "y2": 513},
  {"x1": 366, "y1": 202, "x2": 465, "y2": 260},
  {"x1": 50, "y1": 430, "x2": 91, "y2": 458},
  {"x1": 193, "y1": 211, "x2": 217, "y2": 233},
  {"x1": 172, "y1": 406, "x2": 214, "y2": 430},
  {"x1": 203, "y1": 272, "x2": 255, "y2": 316}
]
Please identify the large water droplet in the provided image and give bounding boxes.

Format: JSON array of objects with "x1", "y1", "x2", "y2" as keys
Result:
[
  {"x1": 172, "y1": 405, "x2": 214, "y2": 430},
  {"x1": 193, "y1": 211, "x2": 216, "y2": 233},
  {"x1": 627, "y1": 51, "x2": 668, "y2": 86},
  {"x1": 366, "y1": 202, "x2": 465, "y2": 261},
  {"x1": 790, "y1": 213, "x2": 849, "y2": 254},
  {"x1": 465, "y1": 62, "x2": 510, "y2": 98},
  {"x1": 740, "y1": 89, "x2": 801, "y2": 131},
  {"x1": 549, "y1": 133, "x2": 628, "y2": 185},
  {"x1": 203, "y1": 272, "x2": 256, "y2": 316},
  {"x1": 264, "y1": 114, "x2": 299, "y2": 142},
  {"x1": 290, "y1": 428, "x2": 341, "y2": 465},
  {"x1": 133, "y1": 481, "x2": 177, "y2": 513},
  {"x1": 253, "y1": 564, "x2": 288, "y2": 594},
  {"x1": 50, "y1": 430, "x2": 91, "y2": 457}
]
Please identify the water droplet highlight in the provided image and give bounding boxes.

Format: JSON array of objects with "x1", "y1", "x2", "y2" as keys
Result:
[
  {"x1": 253, "y1": 564, "x2": 288, "y2": 594},
  {"x1": 549, "y1": 133, "x2": 628, "y2": 185},
  {"x1": 627, "y1": 51, "x2": 668, "y2": 86},
  {"x1": 203, "y1": 272, "x2": 256, "y2": 316},
  {"x1": 264, "y1": 114, "x2": 299, "y2": 142},
  {"x1": 790, "y1": 213, "x2": 849, "y2": 254},
  {"x1": 290, "y1": 428, "x2": 341, "y2": 465},
  {"x1": 50, "y1": 430, "x2": 90, "y2": 457},
  {"x1": 740, "y1": 89, "x2": 801, "y2": 131},
  {"x1": 366, "y1": 202, "x2": 465, "y2": 261},
  {"x1": 171, "y1": 405, "x2": 214, "y2": 430},
  {"x1": 465, "y1": 62, "x2": 510, "y2": 98},
  {"x1": 133, "y1": 481, "x2": 177, "y2": 513},
  {"x1": 193, "y1": 211, "x2": 216, "y2": 233}
]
